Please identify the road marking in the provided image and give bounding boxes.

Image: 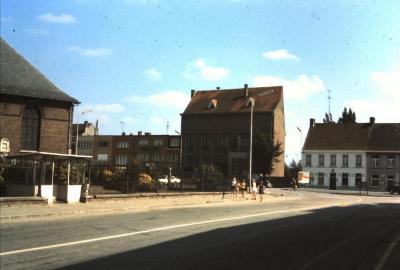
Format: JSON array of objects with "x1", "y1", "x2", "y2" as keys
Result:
[
  {"x1": 373, "y1": 232, "x2": 400, "y2": 270},
  {"x1": 0, "y1": 201, "x2": 357, "y2": 257},
  {"x1": 296, "y1": 228, "x2": 373, "y2": 270}
]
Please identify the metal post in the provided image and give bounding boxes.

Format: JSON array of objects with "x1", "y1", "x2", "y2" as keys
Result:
[
  {"x1": 249, "y1": 100, "x2": 254, "y2": 192},
  {"x1": 175, "y1": 131, "x2": 183, "y2": 193}
]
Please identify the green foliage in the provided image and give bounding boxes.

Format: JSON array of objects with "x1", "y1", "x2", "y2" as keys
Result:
[
  {"x1": 285, "y1": 159, "x2": 302, "y2": 179},
  {"x1": 338, "y1": 107, "x2": 356, "y2": 123},
  {"x1": 194, "y1": 163, "x2": 225, "y2": 191},
  {"x1": 54, "y1": 162, "x2": 86, "y2": 185},
  {"x1": 136, "y1": 173, "x2": 154, "y2": 191},
  {"x1": 252, "y1": 131, "x2": 283, "y2": 175},
  {"x1": 323, "y1": 112, "x2": 334, "y2": 123}
]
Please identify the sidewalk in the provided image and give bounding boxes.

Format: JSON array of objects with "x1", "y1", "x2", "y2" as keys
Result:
[
  {"x1": 0, "y1": 190, "x2": 286, "y2": 223},
  {"x1": 298, "y1": 187, "x2": 399, "y2": 197}
]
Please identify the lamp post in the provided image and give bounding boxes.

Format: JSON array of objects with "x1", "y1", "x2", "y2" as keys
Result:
[
  {"x1": 175, "y1": 130, "x2": 183, "y2": 192},
  {"x1": 297, "y1": 127, "x2": 302, "y2": 160},
  {"x1": 75, "y1": 109, "x2": 92, "y2": 155},
  {"x1": 248, "y1": 97, "x2": 255, "y2": 192}
]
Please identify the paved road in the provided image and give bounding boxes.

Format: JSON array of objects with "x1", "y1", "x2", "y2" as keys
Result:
[{"x1": 1, "y1": 192, "x2": 399, "y2": 270}]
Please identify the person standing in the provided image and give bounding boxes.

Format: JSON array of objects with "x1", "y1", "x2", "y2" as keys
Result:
[
  {"x1": 231, "y1": 177, "x2": 237, "y2": 197},
  {"x1": 240, "y1": 179, "x2": 246, "y2": 198},
  {"x1": 258, "y1": 181, "x2": 266, "y2": 202},
  {"x1": 251, "y1": 179, "x2": 257, "y2": 200}
]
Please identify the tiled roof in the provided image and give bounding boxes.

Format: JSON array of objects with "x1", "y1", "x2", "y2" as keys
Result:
[
  {"x1": 303, "y1": 122, "x2": 400, "y2": 152},
  {"x1": 0, "y1": 38, "x2": 78, "y2": 103},
  {"x1": 182, "y1": 86, "x2": 283, "y2": 115},
  {"x1": 367, "y1": 124, "x2": 400, "y2": 151},
  {"x1": 303, "y1": 123, "x2": 372, "y2": 150}
]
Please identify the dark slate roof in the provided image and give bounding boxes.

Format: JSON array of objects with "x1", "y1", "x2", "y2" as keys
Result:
[
  {"x1": 303, "y1": 123, "x2": 373, "y2": 150},
  {"x1": 367, "y1": 124, "x2": 400, "y2": 151},
  {"x1": 0, "y1": 38, "x2": 78, "y2": 103},
  {"x1": 182, "y1": 86, "x2": 283, "y2": 115}
]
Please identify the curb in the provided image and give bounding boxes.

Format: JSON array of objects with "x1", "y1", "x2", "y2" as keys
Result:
[{"x1": 298, "y1": 188, "x2": 398, "y2": 197}]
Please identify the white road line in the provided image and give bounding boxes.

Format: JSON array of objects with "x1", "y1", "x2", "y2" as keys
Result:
[
  {"x1": 374, "y1": 232, "x2": 400, "y2": 270},
  {"x1": 0, "y1": 201, "x2": 356, "y2": 257},
  {"x1": 296, "y1": 228, "x2": 373, "y2": 270}
]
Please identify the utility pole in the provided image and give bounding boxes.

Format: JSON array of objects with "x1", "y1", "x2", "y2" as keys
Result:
[
  {"x1": 327, "y1": 89, "x2": 332, "y2": 115},
  {"x1": 166, "y1": 121, "x2": 170, "y2": 135}
]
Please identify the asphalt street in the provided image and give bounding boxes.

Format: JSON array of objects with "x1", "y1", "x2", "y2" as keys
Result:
[{"x1": 1, "y1": 192, "x2": 399, "y2": 270}]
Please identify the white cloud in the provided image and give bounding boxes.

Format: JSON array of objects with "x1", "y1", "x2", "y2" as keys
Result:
[
  {"x1": 38, "y1": 13, "x2": 77, "y2": 24},
  {"x1": 68, "y1": 46, "x2": 112, "y2": 57},
  {"x1": 121, "y1": 116, "x2": 137, "y2": 124},
  {"x1": 346, "y1": 66, "x2": 400, "y2": 122},
  {"x1": 253, "y1": 74, "x2": 325, "y2": 99},
  {"x1": 25, "y1": 29, "x2": 49, "y2": 36},
  {"x1": 262, "y1": 49, "x2": 300, "y2": 61},
  {"x1": 125, "y1": 91, "x2": 190, "y2": 110},
  {"x1": 144, "y1": 68, "x2": 162, "y2": 80},
  {"x1": 150, "y1": 116, "x2": 164, "y2": 125},
  {"x1": 78, "y1": 103, "x2": 124, "y2": 114},
  {"x1": 188, "y1": 58, "x2": 230, "y2": 81}
]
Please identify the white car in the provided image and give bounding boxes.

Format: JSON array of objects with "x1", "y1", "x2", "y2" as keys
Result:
[{"x1": 157, "y1": 175, "x2": 181, "y2": 184}]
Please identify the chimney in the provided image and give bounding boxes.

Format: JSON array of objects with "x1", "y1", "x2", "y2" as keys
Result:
[
  {"x1": 191, "y1": 89, "x2": 196, "y2": 98},
  {"x1": 84, "y1": 120, "x2": 88, "y2": 126},
  {"x1": 310, "y1": 118, "x2": 315, "y2": 128},
  {"x1": 244, "y1": 84, "x2": 249, "y2": 97},
  {"x1": 138, "y1": 131, "x2": 142, "y2": 136},
  {"x1": 145, "y1": 132, "x2": 151, "y2": 136},
  {"x1": 95, "y1": 119, "x2": 99, "y2": 135},
  {"x1": 370, "y1": 117, "x2": 375, "y2": 125},
  {"x1": 216, "y1": 86, "x2": 220, "y2": 90}
]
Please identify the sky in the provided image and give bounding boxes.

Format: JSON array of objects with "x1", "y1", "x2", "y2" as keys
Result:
[{"x1": 1, "y1": 0, "x2": 399, "y2": 163}]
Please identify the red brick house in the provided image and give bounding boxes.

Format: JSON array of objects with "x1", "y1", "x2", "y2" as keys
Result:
[{"x1": 181, "y1": 84, "x2": 285, "y2": 179}]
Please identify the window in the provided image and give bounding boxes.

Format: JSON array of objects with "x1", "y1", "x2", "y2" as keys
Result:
[
  {"x1": 153, "y1": 139, "x2": 163, "y2": 146},
  {"x1": 78, "y1": 141, "x2": 92, "y2": 149},
  {"x1": 115, "y1": 155, "x2": 128, "y2": 165},
  {"x1": 98, "y1": 141, "x2": 109, "y2": 147},
  {"x1": 342, "y1": 173, "x2": 348, "y2": 186},
  {"x1": 309, "y1": 172, "x2": 314, "y2": 183},
  {"x1": 355, "y1": 173, "x2": 362, "y2": 186},
  {"x1": 21, "y1": 104, "x2": 40, "y2": 150},
  {"x1": 372, "y1": 156, "x2": 379, "y2": 168},
  {"x1": 371, "y1": 175, "x2": 380, "y2": 187},
  {"x1": 97, "y1": 154, "x2": 108, "y2": 163},
  {"x1": 386, "y1": 175, "x2": 395, "y2": 189},
  {"x1": 318, "y1": 155, "x2": 325, "y2": 167},
  {"x1": 185, "y1": 136, "x2": 193, "y2": 153},
  {"x1": 305, "y1": 154, "x2": 312, "y2": 166},
  {"x1": 169, "y1": 153, "x2": 178, "y2": 162},
  {"x1": 317, "y1": 173, "x2": 324, "y2": 185},
  {"x1": 151, "y1": 153, "x2": 161, "y2": 162},
  {"x1": 170, "y1": 138, "x2": 180, "y2": 147},
  {"x1": 330, "y1": 154, "x2": 336, "y2": 167},
  {"x1": 139, "y1": 140, "x2": 149, "y2": 146},
  {"x1": 239, "y1": 134, "x2": 249, "y2": 147},
  {"x1": 387, "y1": 156, "x2": 394, "y2": 168},
  {"x1": 218, "y1": 135, "x2": 229, "y2": 146},
  {"x1": 202, "y1": 135, "x2": 211, "y2": 152},
  {"x1": 116, "y1": 141, "x2": 129, "y2": 148},
  {"x1": 342, "y1": 155, "x2": 348, "y2": 167},
  {"x1": 138, "y1": 153, "x2": 149, "y2": 161},
  {"x1": 356, "y1": 155, "x2": 362, "y2": 167}
]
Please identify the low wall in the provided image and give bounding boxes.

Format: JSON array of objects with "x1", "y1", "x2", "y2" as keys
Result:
[
  {"x1": 5, "y1": 184, "x2": 35, "y2": 197},
  {"x1": 56, "y1": 185, "x2": 82, "y2": 203}
]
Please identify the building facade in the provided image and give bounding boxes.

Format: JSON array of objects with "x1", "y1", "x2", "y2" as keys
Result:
[
  {"x1": 0, "y1": 38, "x2": 78, "y2": 156},
  {"x1": 302, "y1": 118, "x2": 400, "y2": 191},
  {"x1": 181, "y1": 85, "x2": 285, "y2": 179}
]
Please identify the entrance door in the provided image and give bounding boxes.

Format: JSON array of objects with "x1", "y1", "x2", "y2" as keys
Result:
[{"x1": 329, "y1": 173, "x2": 336, "y2": 190}]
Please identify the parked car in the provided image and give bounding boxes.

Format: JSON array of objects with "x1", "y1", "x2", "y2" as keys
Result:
[{"x1": 157, "y1": 175, "x2": 181, "y2": 184}]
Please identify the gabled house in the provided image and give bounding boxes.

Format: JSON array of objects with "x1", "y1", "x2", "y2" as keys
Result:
[
  {"x1": 302, "y1": 117, "x2": 400, "y2": 191},
  {"x1": 181, "y1": 84, "x2": 285, "y2": 179}
]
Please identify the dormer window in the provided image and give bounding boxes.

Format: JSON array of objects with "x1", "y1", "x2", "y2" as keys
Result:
[{"x1": 208, "y1": 99, "x2": 218, "y2": 109}]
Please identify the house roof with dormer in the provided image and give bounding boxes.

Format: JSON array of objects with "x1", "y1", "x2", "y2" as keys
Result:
[
  {"x1": 0, "y1": 38, "x2": 78, "y2": 104},
  {"x1": 182, "y1": 86, "x2": 283, "y2": 115}
]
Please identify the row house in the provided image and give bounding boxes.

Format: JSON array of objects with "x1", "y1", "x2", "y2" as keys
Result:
[
  {"x1": 77, "y1": 132, "x2": 181, "y2": 174},
  {"x1": 181, "y1": 84, "x2": 285, "y2": 178},
  {"x1": 302, "y1": 118, "x2": 400, "y2": 191}
]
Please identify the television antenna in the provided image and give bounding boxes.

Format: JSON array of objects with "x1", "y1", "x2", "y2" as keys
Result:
[{"x1": 327, "y1": 89, "x2": 332, "y2": 115}]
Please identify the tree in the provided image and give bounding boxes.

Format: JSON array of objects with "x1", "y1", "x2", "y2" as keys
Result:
[
  {"x1": 338, "y1": 107, "x2": 356, "y2": 123},
  {"x1": 285, "y1": 159, "x2": 302, "y2": 180},
  {"x1": 323, "y1": 112, "x2": 334, "y2": 123},
  {"x1": 252, "y1": 131, "x2": 283, "y2": 175},
  {"x1": 193, "y1": 163, "x2": 224, "y2": 191}
]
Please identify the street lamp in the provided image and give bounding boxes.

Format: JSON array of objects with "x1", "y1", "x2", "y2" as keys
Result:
[
  {"x1": 175, "y1": 130, "x2": 183, "y2": 192},
  {"x1": 248, "y1": 97, "x2": 255, "y2": 191},
  {"x1": 75, "y1": 109, "x2": 92, "y2": 155},
  {"x1": 297, "y1": 127, "x2": 302, "y2": 160}
]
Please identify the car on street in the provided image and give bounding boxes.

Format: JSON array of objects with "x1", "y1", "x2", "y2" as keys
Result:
[{"x1": 157, "y1": 175, "x2": 181, "y2": 185}]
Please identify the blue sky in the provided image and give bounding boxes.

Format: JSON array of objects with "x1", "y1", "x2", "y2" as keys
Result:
[{"x1": 1, "y1": 0, "x2": 399, "y2": 162}]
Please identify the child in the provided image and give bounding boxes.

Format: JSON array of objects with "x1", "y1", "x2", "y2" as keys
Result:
[{"x1": 258, "y1": 181, "x2": 266, "y2": 202}]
